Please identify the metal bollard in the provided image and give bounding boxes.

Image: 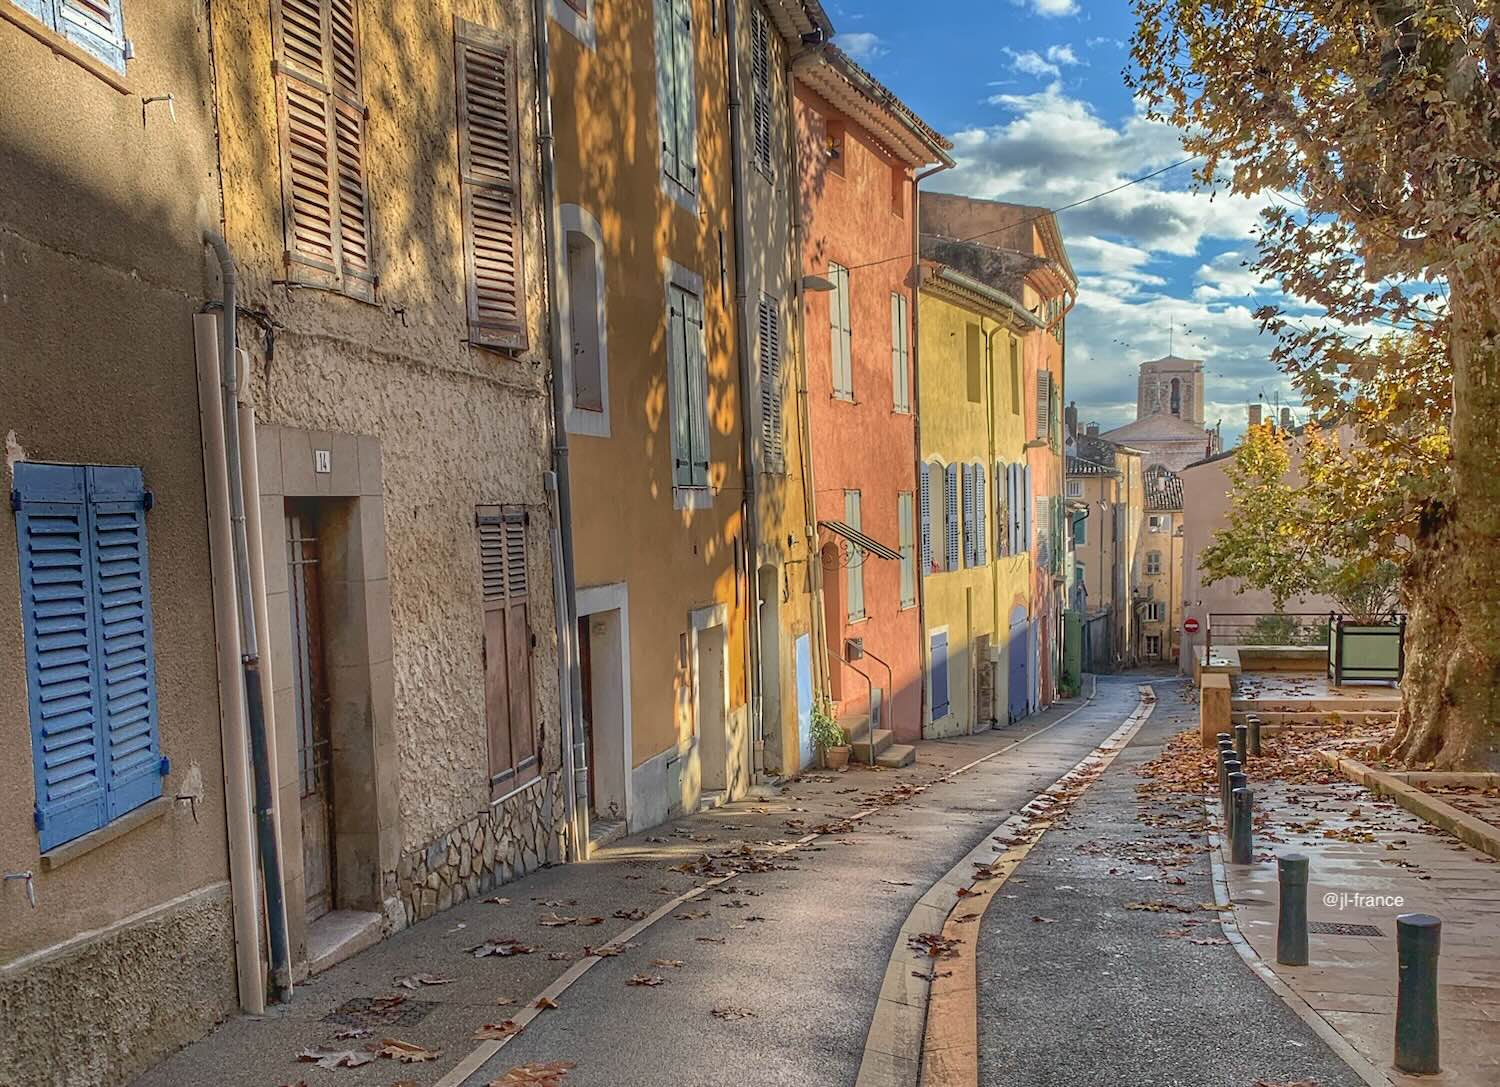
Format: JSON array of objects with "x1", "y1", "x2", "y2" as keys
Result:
[
  {"x1": 1234, "y1": 723, "x2": 1249, "y2": 764},
  {"x1": 1276, "y1": 854, "x2": 1309, "y2": 966},
  {"x1": 1218, "y1": 743, "x2": 1233, "y2": 791},
  {"x1": 1395, "y1": 914, "x2": 1442, "y2": 1074},
  {"x1": 1217, "y1": 732, "x2": 1232, "y2": 745},
  {"x1": 1247, "y1": 716, "x2": 1262, "y2": 757},
  {"x1": 1226, "y1": 769, "x2": 1247, "y2": 828},
  {"x1": 1231, "y1": 786, "x2": 1253, "y2": 865},
  {"x1": 1222, "y1": 760, "x2": 1242, "y2": 820}
]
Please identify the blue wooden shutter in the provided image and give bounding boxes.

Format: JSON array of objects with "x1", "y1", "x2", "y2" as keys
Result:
[
  {"x1": 930, "y1": 630, "x2": 949, "y2": 718},
  {"x1": 960, "y1": 464, "x2": 974, "y2": 568},
  {"x1": 60, "y1": 0, "x2": 128, "y2": 72},
  {"x1": 88, "y1": 466, "x2": 164, "y2": 820},
  {"x1": 944, "y1": 464, "x2": 959, "y2": 571},
  {"x1": 919, "y1": 465, "x2": 931, "y2": 575},
  {"x1": 1023, "y1": 464, "x2": 1034, "y2": 552},
  {"x1": 16, "y1": 464, "x2": 106, "y2": 850},
  {"x1": 975, "y1": 465, "x2": 987, "y2": 566}
]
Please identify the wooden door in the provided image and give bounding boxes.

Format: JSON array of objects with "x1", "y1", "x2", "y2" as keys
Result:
[{"x1": 287, "y1": 504, "x2": 335, "y2": 921}]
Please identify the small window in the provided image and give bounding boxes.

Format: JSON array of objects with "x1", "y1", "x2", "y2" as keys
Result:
[
  {"x1": 829, "y1": 262, "x2": 853, "y2": 399},
  {"x1": 1009, "y1": 339, "x2": 1021, "y2": 415},
  {"x1": 667, "y1": 276, "x2": 710, "y2": 494},
  {"x1": 11, "y1": 0, "x2": 128, "y2": 73},
  {"x1": 1146, "y1": 550, "x2": 1162, "y2": 575},
  {"x1": 1149, "y1": 514, "x2": 1167, "y2": 533},
  {"x1": 845, "y1": 490, "x2": 864, "y2": 622},
  {"x1": 890, "y1": 293, "x2": 910, "y2": 413},
  {"x1": 655, "y1": 0, "x2": 698, "y2": 197},
  {"x1": 1170, "y1": 377, "x2": 1182, "y2": 416},
  {"x1": 1066, "y1": 480, "x2": 1083, "y2": 498},
  {"x1": 966, "y1": 324, "x2": 983, "y2": 404},
  {"x1": 1143, "y1": 602, "x2": 1166, "y2": 623},
  {"x1": 565, "y1": 225, "x2": 605, "y2": 414},
  {"x1": 890, "y1": 160, "x2": 906, "y2": 217},
  {"x1": 1145, "y1": 634, "x2": 1162, "y2": 658},
  {"x1": 826, "y1": 119, "x2": 847, "y2": 176},
  {"x1": 898, "y1": 492, "x2": 916, "y2": 608}
]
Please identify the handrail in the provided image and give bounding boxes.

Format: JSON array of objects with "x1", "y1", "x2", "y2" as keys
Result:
[{"x1": 842, "y1": 655, "x2": 877, "y2": 763}]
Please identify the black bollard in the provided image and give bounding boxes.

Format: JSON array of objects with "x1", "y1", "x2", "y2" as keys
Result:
[
  {"x1": 1231, "y1": 786, "x2": 1253, "y2": 865},
  {"x1": 1276, "y1": 854, "x2": 1309, "y2": 966},
  {"x1": 1223, "y1": 760, "x2": 1242, "y2": 820},
  {"x1": 1395, "y1": 914, "x2": 1442, "y2": 1074},
  {"x1": 1247, "y1": 716, "x2": 1262, "y2": 757},
  {"x1": 1226, "y1": 769, "x2": 1247, "y2": 828},
  {"x1": 1234, "y1": 723, "x2": 1249, "y2": 764},
  {"x1": 1217, "y1": 745, "x2": 1232, "y2": 801}
]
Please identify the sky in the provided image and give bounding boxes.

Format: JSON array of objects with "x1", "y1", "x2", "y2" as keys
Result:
[{"x1": 826, "y1": 0, "x2": 1304, "y2": 444}]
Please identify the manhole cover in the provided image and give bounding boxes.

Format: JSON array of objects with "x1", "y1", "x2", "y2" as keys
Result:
[
  {"x1": 323, "y1": 997, "x2": 437, "y2": 1029},
  {"x1": 1308, "y1": 921, "x2": 1384, "y2": 937}
]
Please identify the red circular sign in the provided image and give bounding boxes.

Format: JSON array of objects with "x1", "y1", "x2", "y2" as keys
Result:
[{"x1": 1183, "y1": 617, "x2": 1201, "y2": 634}]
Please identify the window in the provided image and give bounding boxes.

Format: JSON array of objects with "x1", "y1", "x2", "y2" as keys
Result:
[
  {"x1": 1073, "y1": 511, "x2": 1087, "y2": 547},
  {"x1": 274, "y1": 0, "x2": 376, "y2": 301},
  {"x1": 456, "y1": 19, "x2": 528, "y2": 348},
  {"x1": 1009, "y1": 339, "x2": 1021, "y2": 415},
  {"x1": 757, "y1": 293, "x2": 784, "y2": 472},
  {"x1": 890, "y1": 161, "x2": 905, "y2": 217},
  {"x1": 1035, "y1": 496, "x2": 1051, "y2": 570},
  {"x1": 561, "y1": 206, "x2": 608, "y2": 433},
  {"x1": 551, "y1": 0, "x2": 593, "y2": 46},
  {"x1": 966, "y1": 323, "x2": 983, "y2": 404},
  {"x1": 15, "y1": 463, "x2": 166, "y2": 851},
  {"x1": 1149, "y1": 514, "x2": 1167, "y2": 533},
  {"x1": 826, "y1": 118, "x2": 846, "y2": 176},
  {"x1": 944, "y1": 463, "x2": 959, "y2": 571},
  {"x1": 1144, "y1": 602, "x2": 1166, "y2": 623},
  {"x1": 995, "y1": 461, "x2": 1011, "y2": 558},
  {"x1": 1146, "y1": 550, "x2": 1162, "y2": 575},
  {"x1": 1170, "y1": 377, "x2": 1181, "y2": 416},
  {"x1": 10, "y1": 0, "x2": 127, "y2": 73},
  {"x1": 478, "y1": 506, "x2": 537, "y2": 796},
  {"x1": 655, "y1": 0, "x2": 698, "y2": 198},
  {"x1": 919, "y1": 464, "x2": 934, "y2": 575},
  {"x1": 829, "y1": 262, "x2": 853, "y2": 398},
  {"x1": 845, "y1": 490, "x2": 864, "y2": 621},
  {"x1": 890, "y1": 293, "x2": 910, "y2": 412},
  {"x1": 667, "y1": 277, "x2": 710, "y2": 494},
  {"x1": 749, "y1": 6, "x2": 772, "y2": 172},
  {"x1": 1145, "y1": 634, "x2": 1162, "y2": 658},
  {"x1": 974, "y1": 465, "x2": 987, "y2": 565},
  {"x1": 898, "y1": 492, "x2": 916, "y2": 608},
  {"x1": 929, "y1": 629, "x2": 949, "y2": 718},
  {"x1": 961, "y1": 463, "x2": 975, "y2": 568},
  {"x1": 1066, "y1": 479, "x2": 1082, "y2": 498}
]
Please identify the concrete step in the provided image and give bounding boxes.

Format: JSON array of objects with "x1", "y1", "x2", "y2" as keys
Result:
[
  {"x1": 1232, "y1": 709, "x2": 1397, "y2": 727},
  {"x1": 1231, "y1": 697, "x2": 1401, "y2": 713},
  {"x1": 875, "y1": 743, "x2": 916, "y2": 769},
  {"x1": 850, "y1": 727, "x2": 894, "y2": 764}
]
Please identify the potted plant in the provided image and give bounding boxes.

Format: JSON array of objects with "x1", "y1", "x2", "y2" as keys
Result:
[{"x1": 810, "y1": 701, "x2": 850, "y2": 770}]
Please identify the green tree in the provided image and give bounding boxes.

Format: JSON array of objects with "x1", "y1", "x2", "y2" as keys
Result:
[{"x1": 1131, "y1": 1, "x2": 1498, "y2": 770}]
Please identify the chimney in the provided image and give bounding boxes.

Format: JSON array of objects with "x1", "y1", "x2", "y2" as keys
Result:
[
  {"x1": 1065, "y1": 400, "x2": 1079, "y2": 438},
  {"x1": 1086, "y1": 422, "x2": 1100, "y2": 437},
  {"x1": 1280, "y1": 406, "x2": 1292, "y2": 430},
  {"x1": 1248, "y1": 403, "x2": 1262, "y2": 427}
]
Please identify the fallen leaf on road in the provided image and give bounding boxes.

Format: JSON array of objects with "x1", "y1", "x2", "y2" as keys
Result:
[
  {"x1": 539, "y1": 899, "x2": 578, "y2": 908},
  {"x1": 369, "y1": 995, "x2": 407, "y2": 1013},
  {"x1": 496, "y1": 996, "x2": 517, "y2": 1006},
  {"x1": 880, "y1": 879, "x2": 913, "y2": 886},
  {"x1": 489, "y1": 1059, "x2": 576, "y2": 1086},
  {"x1": 1031, "y1": 915, "x2": 1059, "y2": 924},
  {"x1": 711, "y1": 1006, "x2": 756, "y2": 1020},
  {"x1": 379, "y1": 1039, "x2": 440, "y2": 1063},
  {"x1": 484, "y1": 897, "x2": 512, "y2": 905},
  {"x1": 545, "y1": 951, "x2": 572, "y2": 961},
  {"x1": 627, "y1": 974, "x2": 665, "y2": 987},
  {"x1": 956, "y1": 887, "x2": 980, "y2": 898},
  {"x1": 1188, "y1": 937, "x2": 1229, "y2": 946},
  {"x1": 578, "y1": 916, "x2": 605, "y2": 927},
  {"x1": 539, "y1": 913, "x2": 577, "y2": 927},
  {"x1": 298, "y1": 1046, "x2": 375, "y2": 1069},
  {"x1": 468, "y1": 939, "x2": 535, "y2": 958},
  {"x1": 535, "y1": 996, "x2": 560, "y2": 1010},
  {"x1": 650, "y1": 958, "x2": 685, "y2": 968},
  {"x1": 393, "y1": 973, "x2": 454, "y2": 989},
  {"x1": 1124, "y1": 901, "x2": 1195, "y2": 914},
  {"x1": 696, "y1": 936, "x2": 727, "y2": 944},
  {"x1": 332, "y1": 1027, "x2": 372, "y2": 1040},
  {"x1": 474, "y1": 1021, "x2": 524, "y2": 1041},
  {"x1": 674, "y1": 910, "x2": 709, "y2": 921},
  {"x1": 614, "y1": 908, "x2": 648, "y2": 921},
  {"x1": 1199, "y1": 902, "x2": 1233, "y2": 911}
]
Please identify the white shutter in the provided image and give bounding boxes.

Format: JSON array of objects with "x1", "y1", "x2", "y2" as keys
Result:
[
  {"x1": 891, "y1": 293, "x2": 909, "y2": 411},
  {"x1": 944, "y1": 464, "x2": 959, "y2": 571},
  {"x1": 975, "y1": 465, "x2": 987, "y2": 565},
  {"x1": 654, "y1": 0, "x2": 681, "y2": 183},
  {"x1": 684, "y1": 289, "x2": 709, "y2": 485},
  {"x1": 667, "y1": 286, "x2": 693, "y2": 486},
  {"x1": 899, "y1": 492, "x2": 915, "y2": 607},
  {"x1": 1036, "y1": 370, "x2": 1051, "y2": 441},
  {"x1": 919, "y1": 466, "x2": 932, "y2": 575},
  {"x1": 671, "y1": 0, "x2": 697, "y2": 190},
  {"x1": 845, "y1": 490, "x2": 864, "y2": 621}
]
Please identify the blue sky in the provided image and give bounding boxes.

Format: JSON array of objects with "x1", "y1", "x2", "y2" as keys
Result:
[{"x1": 827, "y1": 0, "x2": 1301, "y2": 442}]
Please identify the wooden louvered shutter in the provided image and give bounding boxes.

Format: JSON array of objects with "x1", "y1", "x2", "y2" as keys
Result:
[
  {"x1": 930, "y1": 630, "x2": 949, "y2": 718},
  {"x1": 478, "y1": 506, "x2": 537, "y2": 796},
  {"x1": 59, "y1": 0, "x2": 127, "y2": 70},
  {"x1": 758, "y1": 294, "x2": 783, "y2": 471},
  {"x1": 274, "y1": 0, "x2": 373, "y2": 298},
  {"x1": 750, "y1": 6, "x2": 772, "y2": 171},
  {"x1": 1036, "y1": 370, "x2": 1051, "y2": 441},
  {"x1": 961, "y1": 463, "x2": 975, "y2": 568},
  {"x1": 975, "y1": 465, "x2": 987, "y2": 566},
  {"x1": 457, "y1": 20, "x2": 529, "y2": 351},
  {"x1": 944, "y1": 464, "x2": 959, "y2": 572},
  {"x1": 683, "y1": 289, "x2": 710, "y2": 486},
  {"x1": 918, "y1": 465, "x2": 932, "y2": 575}
]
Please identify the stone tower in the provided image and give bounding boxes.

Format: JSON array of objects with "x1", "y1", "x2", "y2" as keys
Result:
[{"x1": 1136, "y1": 356, "x2": 1204, "y2": 426}]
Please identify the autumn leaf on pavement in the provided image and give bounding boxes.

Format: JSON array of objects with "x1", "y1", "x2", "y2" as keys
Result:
[
  {"x1": 614, "y1": 908, "x2": 648, "y2": 921},
  {"x1": 332, "y1": 1026, "x2": 372, "y2": 1040},
  {"x1": 468, "y1": 939, "x2": 536, "y2": 958},
  {"x1": 484, "y1": 896, "x2": 512, "y2": 905},
  {"x1": 393, "y1": 973, "x2": 454, "y2": 989},
  {"x1": 535, "y1": 996, "x2": 560, "y2": 1010},
  {"x1": 711, "y1": 1006, "x2": 756, "y2": 1020},
  {"x1": 539, "y1": 913, "x2": 577, "y2": 927},
  {"x1": 650, "y1": 958, "x2": 685, "y2": 968},
  {"x1": 696, "y1": 935, "x2": 727, "y2": 944},
  {"x1": 297, "y1": 1046, "x2": 375, "y2": 1069},
  {"x1": 674, "y1": 910, "x2": 710, "y2": 921},
  {"x1": 578, "y1": 916, "x2": 605, "y2": 926},
  {"x1": 495, "y1": 996, "x2": 517, "y2": 1006},
  {"x1": 489, "y1": 1059, "x2": 577, "y2": 1086},
  {"x1": 473, "y1": 1021, "x2": 524, "y2": 1041},
  {"x1": 1124, "y1": 901, "x2": 1195, "y2": 914},
  {"x1": 627, "y1": 974, "x2": 665, "y2": 986},
  {"x1": 1031, "y1": 915, "x2": 1059, "y2": 924},
  {"x1": 379, "y1": 1039, "x2": 441, "y2": 1063}
]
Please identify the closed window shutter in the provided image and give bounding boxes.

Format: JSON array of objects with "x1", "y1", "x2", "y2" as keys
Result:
[
  {"x1": 930, "y1": 631, "x2": 949, "y2": 718},
  {"x1": 684, "y1": 289, "x2": 710, "y2": 486},
  {"x1": 654, "y1": 0, "x2": 681, "y2": 182},
  {"x1": 899, "y1": 492, "x2": 915, "y2": 607},
  {"x1": 16, "y1": 463, "x2": 163, "y2": 851},
  {"x1": 59, "y1": 0, "x2": 127, "y2": 71},
  {"x1": 975, "y1": 465, "x2": 987, "y2": 566},
  {"x1": 961, "y1": 463, "x2": 975, "y2": 568},
  {"x1": 1023, "y1": 463, "x2": 1033, "y2": 552},
  {"x1": 456, "y1": 21, "x2": 528, "y2": 350},
  {"x1": 918, "y1": 465, "x2": 931, "y2": 575},
  {"x1": 1036, "y1": 370, "x2": 1051, "y2": 441},
  {"x1": 667, "y1": 286, "x2": 693, "y2": 486},
  {"x1": 845, "y1": 490, "x2": 863, "y2": 621},
  {"x1": 830, "y1": 263, "x2": 851, "y2": 396},
  {"x1": 671, "y1": 0, "x2": 697, "y2": 189},
  {"x1": 274, "y1": 0, "x2": 374, "y2": 299},
  {"x1": 944, "y1": 464, "x2": 959, "y2": 571},
  {"x1": 750, "y1": 7, "x2": 772, "y2": 170},
  {"x1": 1036, "y1": 497, "x2": 1051, "y2": 570},
  {"x1": 757, "y1": 294, "x2": 783, "y2": 471},
  {"x1": 478, "y1": 507, "x2": 537, "y2": 796}
]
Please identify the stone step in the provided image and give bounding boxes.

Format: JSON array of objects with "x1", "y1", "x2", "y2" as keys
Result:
[
  {"x1": 1232, "y1": 709, "x2": 1397, "y2": 727},
  {"x1": 850, "y1": 727, "x2": 895, "y2": 764},
  {"x1": 1231, "y1": 697, "x2": 1401, "y2": 713},
  {"x1": 875, "y1": 743, "x2": 916, "y2": 769}
]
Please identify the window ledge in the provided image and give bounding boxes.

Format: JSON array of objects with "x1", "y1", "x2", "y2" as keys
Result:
[
  {"x1": 40, "y1": 796, "x2": 172, "y2": 871},
  {"x1": 490, "y1": 772, "x2": 544, "y2": 809},
  {"x1": 1, "y1": 8, "x2": 131, "y2": 94},
  {"x1": 832, "y1": 393, "x2": 855, "y2": 403},
  {"x1": 674, "y1": 486, "x2": 713, "y2": 511}
]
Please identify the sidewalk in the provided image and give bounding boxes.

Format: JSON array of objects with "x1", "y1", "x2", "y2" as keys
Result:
[
  {"x1": 129, "y1": 693, "x2": 1093, "y2": 1087},
  {"x1": 1219, "y1": 770, "x2": 1500, "y2": 1086}
]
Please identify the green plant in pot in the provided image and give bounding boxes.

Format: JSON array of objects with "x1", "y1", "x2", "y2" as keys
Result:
[{"x1": 809, "y1": 700, "x2": 850, "y2": 770}]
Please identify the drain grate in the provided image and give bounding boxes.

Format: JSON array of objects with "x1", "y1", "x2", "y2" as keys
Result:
[
  {"x1": 323, "y1": 996, "x2": 438, "y2": 1029},
  {"x1": 1308, "y1": 921, "x2": 1384, "y2": 937}
]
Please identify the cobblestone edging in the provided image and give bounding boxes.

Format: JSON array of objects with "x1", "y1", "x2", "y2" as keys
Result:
[{"x1": 391, "y1": 772, "x2": 568, "y2": 927}]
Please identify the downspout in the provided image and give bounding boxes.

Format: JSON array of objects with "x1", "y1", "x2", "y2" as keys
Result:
[
  {"x1": 911, "y1": 161, "x2": 950, "y2": 737},
  {"x1": 724, "y1": 0, "x2": 766, "y2": 781},
  {"x1": 530, "y1": 0, "x2": 588, "y2": 854},
  {"x1": 203, "y1": 232, "x2": 292, "y2": 1003}
]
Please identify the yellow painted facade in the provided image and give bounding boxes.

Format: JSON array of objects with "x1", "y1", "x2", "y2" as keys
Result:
[{"x1": 916, "y1": 278, "x2": 1033, "y2": 739}]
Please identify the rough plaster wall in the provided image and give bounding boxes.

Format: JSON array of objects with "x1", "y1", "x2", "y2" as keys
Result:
[
  {"x1": 0, "y1": 887, "x2": 237, "y2": 1087},
  {"x1": 211, "y1": 0, "x2": 559, "y2": 852}
]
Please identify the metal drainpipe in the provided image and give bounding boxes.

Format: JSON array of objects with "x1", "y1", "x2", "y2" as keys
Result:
[
  {"x1": 724, "y1": 0, "x2": 766, "y2": 781},
  {"x1": 203, "y1": 232, "x2": 292, "y2": 1003},
  {"x1": 530, "y1": 0, "x2": 589, "y2": 854},
  {"x1": 911, "y1": 161, "x2": 950, "y2": 737}
]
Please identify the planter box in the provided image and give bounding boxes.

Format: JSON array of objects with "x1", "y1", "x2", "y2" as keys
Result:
[{"x1": 1327, "y1": 614, "x2": 1405, "y2": 684}]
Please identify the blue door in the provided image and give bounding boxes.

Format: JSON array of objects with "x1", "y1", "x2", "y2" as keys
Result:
[
  {"x1": 795, "y1": 634, "x2": 814, "y2": 769},
  {"x1": 1008, "y1": 609, "x2": 1029, "y2": 722}
]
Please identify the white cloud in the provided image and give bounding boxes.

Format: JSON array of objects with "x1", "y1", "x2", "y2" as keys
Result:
[
  {"x1": 1086, "y1": 36, "x2": 1125, "y2": 48},
  {"x1": 1005, "y1": 49, "x2": 1061, "y2": 78},
  {"x1": 834, "y1": 32, "x2": 885, "y2": 62},
  {"x1": 1011, "y1": 0, "x2": 1080, "y2": 16},
  {"x1": 1046, "y1": 44, "x2": 1081, "y2": 66}
]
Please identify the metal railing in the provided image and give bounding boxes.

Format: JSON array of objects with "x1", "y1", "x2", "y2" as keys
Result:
[{"x1": 1204, "y1": 612, "x2": 1332, "y2": 659}]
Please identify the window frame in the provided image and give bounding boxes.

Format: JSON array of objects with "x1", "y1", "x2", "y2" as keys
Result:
[
  {"x1": 654, "y1": 0, "x2": 699, "y2": 209},
  {"x1": 898, "y1": 491, "x2": 916, "y2": 608},
  {"x1": 844, "y1": 489, "x2": 865, "y2": 622},
  {"x1": 829, "y1": 261, "x2": 853, "y2": 400},
  {"x1": 665, "y1": 263, "x2": 711, "y2": 507},
  {"x1": 1146, "y1": 550, "x2": 1162, "y2": 575},
  {"x1": 890, "y1": 292, "x2": 910, "y2": 413},
  {"x1": 561, "y1": 204, "x2": 610, "y2": 436},
  {"x1": 4, "y1": 0, "x2": 128, "y2": 78}
]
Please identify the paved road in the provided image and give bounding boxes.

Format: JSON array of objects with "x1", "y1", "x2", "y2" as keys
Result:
[
  {"x1": 976, "y1": 675, "x2": 1365, "y2": 1087},
  {"x1": 463, "y1": 688, "x2": 1130, "y2": 1087}
]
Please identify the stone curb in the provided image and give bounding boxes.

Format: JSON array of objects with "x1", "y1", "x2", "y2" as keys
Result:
[{"x1": 1317, "y1": 752, "x2": 1500, "y2": 861}]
